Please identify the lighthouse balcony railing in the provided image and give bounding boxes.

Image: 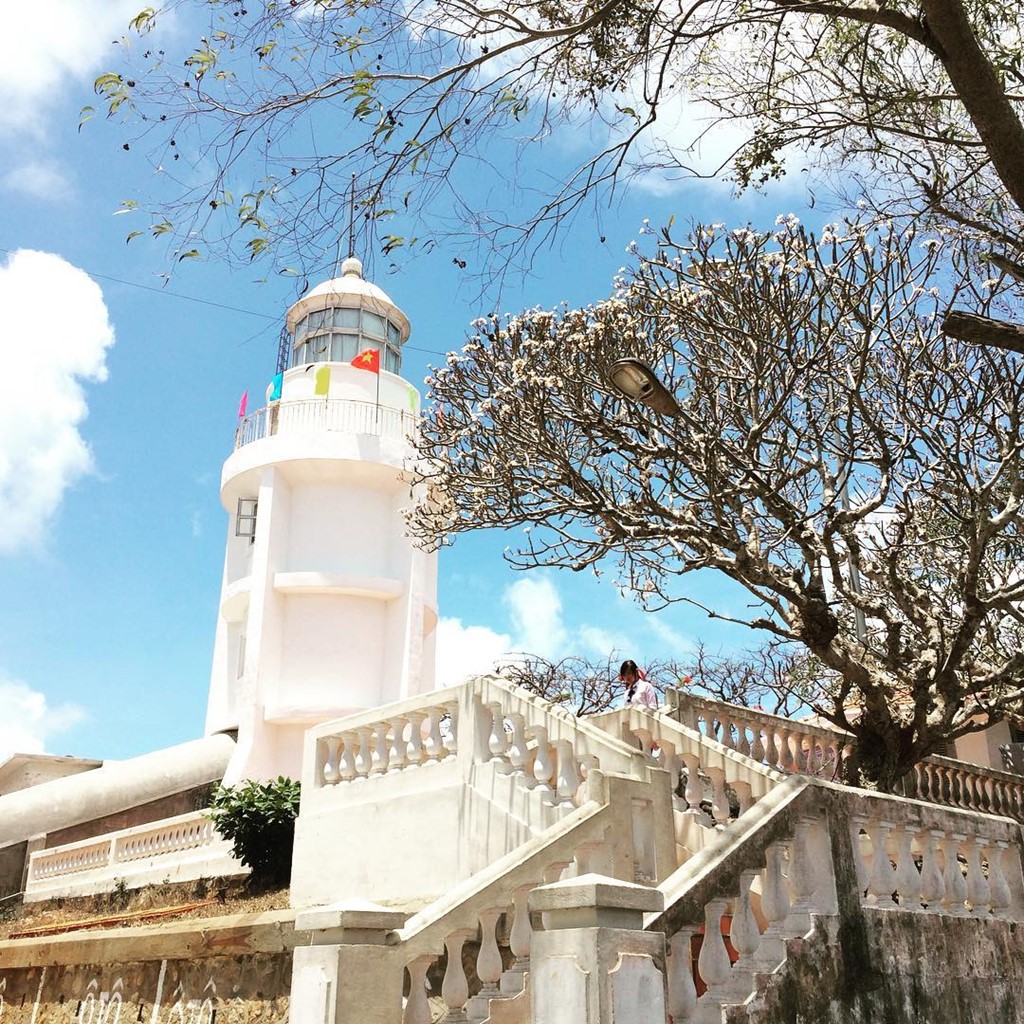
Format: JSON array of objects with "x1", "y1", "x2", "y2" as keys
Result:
[{"x1": 234, "y1": 399, "x2": 418, "y2": 450}]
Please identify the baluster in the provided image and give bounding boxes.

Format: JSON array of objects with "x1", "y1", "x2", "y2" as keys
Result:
[
  {"x1": 982, "y1": 776, "x2": 996, "y2": 814},
  {"x1": 696, "y1": 899, "x2": 732, "y2": 1000},
  {"x1": 910, "y1": 764, "x2": 925, "y2": 801},
  {"x1": 849, "y1": 815, "x2": 869, "y2": 898},
  {"x1": 659, "y1": 741, "x2": 682, "y2": 795},
  {"x1": 704, "y1": 767, "x2": 730, "y2": 825},
  {"x1": 403, "y1": 955, "x2": 434, "y2": 1024},
  {"x1": 441, "y1": 931, "x2": 471, "y2": 1023},
  {"x1": 388, "y1": 717, "x2": 408, "y2": 772},
  {"x1": 354, "y1": 727, "x2": 373, "y2": 780},
  {"x1": 668, "y1": 927, "x2": 699, "y2": 1022},
  {"x1": 940, "y1": 832, "x2": 968, "y2": 915},
  {"x1": 918, "y1": 829, "x2": 944, "y2": 909},
  {"x1": 987, "y1": 840, "x2": 1012, "y2": 917},
  {"x1": 503, "y1": 886, "x2": 533, "y2": 994},
  {"x1": 424, "y1": 706, "x2": 445, "y2": 763},
  {"x1": 405, "y1": 711, "x2": 425, "y2": 769},
  {"x1": 756, "y1": 843, "x2": 790, "y2": 967},
  {"x1": 576, "y1": 754, "x2": 600, "y2": 803},
  {"x1": 866, "y1": 819, "x2": 896, "y2": 908},
  {"x1": 776, "y1": 727, "x2": 793, "y2": 771},
  {"x1": 718, "y1": 714, "x2": 736, "y2": 752},
  {"x1": 679, "y1": 754, "x2": 704, "y2": 815},
  {"x1": 732, "y1": 780, "x2": 753, "y2": 815},
  {"x1": 892, "y1": 824, "x2": 921, "y2": 910},
  {"x1": 964, "y1": 836, "x2": 991, "y2": 916},
  {"x1": 785, "y1": 817, "x2": 818, "y2": 934},
  {"x1": 506, "y1": 713, "x2": 528, "y2": 774},
  {"x1": 555, "y1": 741, "x2": 582, "y2": 807},
  {"x1": 749, "y1": 724, "x2": 765, "y2": 762},
  {"x1": 336, "y1": 732, "x2": 356, "y2": 782},
  {"x1": 443, "y1": 701, "x2": 459, "y2": 760},
  {"x1": 370, "y1": 725, "x2": 389, "y2": 776},
  {"x1": 763, "y1": 725, "x2": 780, "y2": 768},
  {"x1": 321, "y1": 737, "x2": 340, "y2": 785},
  {"x1": 530, "y1": 726, "x2": 554, "y2": 790},
  {"x1": 475, "y1": 907, "x2": 504, "y2": 1007},
  {"x1": 487, "y1": 702, "x2": 509, "y2": 762},
  {"x1": 735, "y1": 719, "x2": 751, "y2": 757},
  {"x1": 730, "y1": 869, "x2": 762, "y2": 987},
  {"x1": 958, "y1": 770, "x2": 974, "y2": 810}
]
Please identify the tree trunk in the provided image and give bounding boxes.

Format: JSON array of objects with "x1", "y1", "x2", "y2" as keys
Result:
[{"x1": 942, "y1": 309, "x2": 1024, "y2": 354}]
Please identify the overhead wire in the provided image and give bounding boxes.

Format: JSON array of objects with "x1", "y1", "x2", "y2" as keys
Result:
[{"x1": 0, "y1": 244, "x2": 452, "y2": 359}]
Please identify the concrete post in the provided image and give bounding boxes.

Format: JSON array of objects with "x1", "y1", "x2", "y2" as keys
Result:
[
  {"x1": 529, "y1": 873, "x2": 666, "y2": 1024},
  {"x1": 290, "y1": 900, "x2": 408, "y2": 1023}
]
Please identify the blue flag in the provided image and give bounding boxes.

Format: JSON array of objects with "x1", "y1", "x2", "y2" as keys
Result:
[{"x1": 266, "y1": 372, "x2": 283, "y2": 403}]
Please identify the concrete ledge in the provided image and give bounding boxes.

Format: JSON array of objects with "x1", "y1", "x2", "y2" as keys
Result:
[{"x1": 0, "y1": 908, "x2": 298, "y2": 968}]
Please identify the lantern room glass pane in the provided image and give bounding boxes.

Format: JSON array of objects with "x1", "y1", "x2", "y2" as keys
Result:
[
  {"x1": 332, "y1": 307, "x2": 361, "y2": 329},
  {"x1": 388, "y1": 322, "x2": 401, "y2": 345},
  {"x1": 362, "y1": 312, "x2": 386, "y2": 337}
]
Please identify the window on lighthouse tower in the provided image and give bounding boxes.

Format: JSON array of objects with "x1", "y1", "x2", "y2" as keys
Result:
[{"x1": 290, "y1": 306, "x2": 401, "y2": 373}]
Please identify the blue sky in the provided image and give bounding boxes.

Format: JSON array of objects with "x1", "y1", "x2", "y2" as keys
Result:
[{"x1": 0, "y1": 1, "x2": 814, "y2": 763}]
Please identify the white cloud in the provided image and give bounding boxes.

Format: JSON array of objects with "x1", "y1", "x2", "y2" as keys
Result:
[
  {"x1": 0, "y1": 160, "x2": 74, "y2": 202},
  {"x1": 434, "y1": 617, "x2": 513, "y2": 689},
  {"x1": 645, "y1": 615, "x2": 695, "y2": 655},
  {"x1": 505, "y1": 576, "x2": 568, "y2": 658},
  {"x1": 0, "y1": 674, "x2": 86, "y2": 759},
  {"x1": 0, "y1": 249, "x2": 115, "y2": 553},
  {"x1": 0, "y1": 0, "x2": 142, "y2": 134},
  {"x1": 577, "y1": 624, "x2": 629, "y2": 659}
]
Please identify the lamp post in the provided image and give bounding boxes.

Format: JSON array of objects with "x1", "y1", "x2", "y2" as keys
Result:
[
  {"x1": 607, "y1": 359, "x2": 869, "y2": 646},
  {"x1": 608, "y1": 359, "x2": 682, "y2": 417}
]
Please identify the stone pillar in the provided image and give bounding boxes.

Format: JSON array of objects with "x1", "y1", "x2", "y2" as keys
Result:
[
  {"x1": 290, "y1": 900, "x2": 408, "y2": 1024},
  {"x1": 529, "y1": 873, "x2": 666, "y2": 1024}
]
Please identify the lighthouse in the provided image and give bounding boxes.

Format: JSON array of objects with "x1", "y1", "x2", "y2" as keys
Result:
[{"x1": 205, "y1": 256, "x2": 438, "y2": 783}]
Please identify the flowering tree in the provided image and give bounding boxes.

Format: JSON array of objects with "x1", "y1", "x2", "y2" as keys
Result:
[
  {"x1": 408, "y1": 218, "x2": 1024, "y2": 790},
  {"x1": 501, "y1": 645, "x2": 808, "y2": 717}
]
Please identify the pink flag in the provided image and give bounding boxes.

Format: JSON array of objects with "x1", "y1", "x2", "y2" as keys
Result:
[{"x1": 237, "y1": 390, "x2": 248, "y2": 418}]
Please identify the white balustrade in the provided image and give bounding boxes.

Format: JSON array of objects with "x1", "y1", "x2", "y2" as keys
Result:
[
  {"x1": 847, "y1": 803, "x2": 1024, "y2": 921},
  {"x1": 906, "y1": 754, "x2": 1024, "y2": 823},
  {"x1": 317, "y1": 699, "x2": 460, "y2": 786},
  {"x1": 670, "y1": 692, "x2": 851, "y2": 782}
]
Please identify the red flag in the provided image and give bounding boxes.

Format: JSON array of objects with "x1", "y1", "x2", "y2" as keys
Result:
[
  {"x1": 351, "y1": 348, "x2": 381, "y2": 374},
  {"x1": 237, "y1": 390, "x2": 248, "y2": 418}
]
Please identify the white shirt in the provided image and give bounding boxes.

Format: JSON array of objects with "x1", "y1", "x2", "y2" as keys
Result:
[{"x1": 626, "y1": 678, "x2": 659, "y2": 710}]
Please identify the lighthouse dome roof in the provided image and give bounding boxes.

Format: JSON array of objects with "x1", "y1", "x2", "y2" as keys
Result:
[{"x1": 286, "y1": 256, "x2": 409, "y2": 340}]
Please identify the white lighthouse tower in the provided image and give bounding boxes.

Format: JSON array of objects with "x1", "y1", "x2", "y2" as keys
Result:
[{"x1": 205, "y1": 256, "x2": 438, "y2": 783}]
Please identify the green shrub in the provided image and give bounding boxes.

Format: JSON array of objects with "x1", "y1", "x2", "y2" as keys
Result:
[{"x1": 207, "y1": 777, "x2": 301, "y2": 889}]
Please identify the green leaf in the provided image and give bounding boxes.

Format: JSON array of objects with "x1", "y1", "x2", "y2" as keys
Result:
[
  {"x1": 178, "y1": 249, "x2": 201, "y2": 261},
  {"x1": 125, "y1": 231, "x2": 144, "y2": 244},
  {"x1": 78, "y1": 106, "x2": 95, "y2": 132},
  {"x1": 129, "y1": 7, "x2": 156, "y2": 33}
]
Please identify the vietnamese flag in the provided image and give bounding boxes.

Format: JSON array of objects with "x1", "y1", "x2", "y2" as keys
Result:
[{"x1": 351, "y1": 348, "x2": 381, "y2": 374}]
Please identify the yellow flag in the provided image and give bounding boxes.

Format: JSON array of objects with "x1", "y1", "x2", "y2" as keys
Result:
[{"x1": 314, "y1": 365, "x2": 330, "y2": 396}]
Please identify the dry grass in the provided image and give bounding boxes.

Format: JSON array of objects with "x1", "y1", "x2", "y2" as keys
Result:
[{"x1": 0, "y1": 877, "x2": 289, "y2": 941}]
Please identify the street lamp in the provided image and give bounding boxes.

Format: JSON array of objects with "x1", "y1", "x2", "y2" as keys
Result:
[
  {"x1": 607, "y1": 358, "x2": 682, "y2": 417},
  {"x1": 607, "y1": 357, "x2": 869, "y2": 646}
]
